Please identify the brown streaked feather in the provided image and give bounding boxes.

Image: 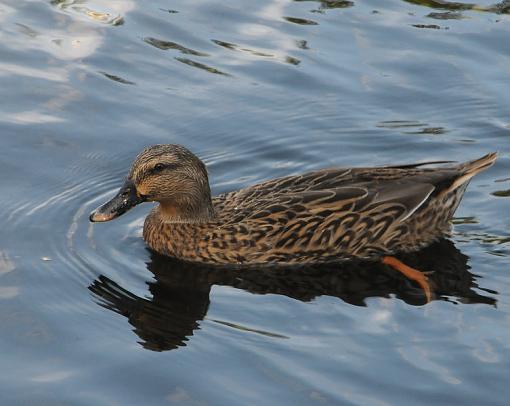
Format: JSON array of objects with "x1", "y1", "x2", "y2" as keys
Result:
[
  {"x1": 447, "y1": 152, "x2": 498, "y2": 192},
  {"x1": 136, "y1": 148, "x2": 498, "y2": 265}
]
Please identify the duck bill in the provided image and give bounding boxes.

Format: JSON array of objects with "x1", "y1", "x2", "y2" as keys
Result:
[{"x1": 89, "y1": 179, "x2": 146, "y2": 222}]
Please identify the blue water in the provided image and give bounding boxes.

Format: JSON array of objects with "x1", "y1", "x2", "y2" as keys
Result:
[{"x1": 1, "y1": 0, "x2": 509, "y2": 404}]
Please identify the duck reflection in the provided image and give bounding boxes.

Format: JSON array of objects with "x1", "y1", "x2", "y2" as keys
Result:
[{"x1": 89, "y1": 239, "x2": 496, "y2": 352}]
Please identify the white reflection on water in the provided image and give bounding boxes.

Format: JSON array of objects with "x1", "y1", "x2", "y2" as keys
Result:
[
  {"x1": 222, "y1": 0, "x2": 304, "y2": 66},
  {"x1": 0, "y1": 0, "x2": 134, "y2": 124},
  {"x1": 0, "y1": 252, "x2": 18, "y2": 299},
  {"x1": 31, "y1": 370, "x2": 74, "y2": 383},
  {"x1": 0, "y1": 286, "x2": 20, "y2": 299},
  {"x1": 0, "y1": 251, "x2": 15, "y2": 276},
  {"x1": 397, "y1": 344, "x2": 462, "y2": 385},
  {"x1": 0, "y1": 63, "x2": 68, "y2": 82}
]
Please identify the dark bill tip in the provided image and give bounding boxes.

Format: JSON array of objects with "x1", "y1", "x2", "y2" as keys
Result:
[{"x1": 89, "y1": 179, "x2": 146, "y2": 223}]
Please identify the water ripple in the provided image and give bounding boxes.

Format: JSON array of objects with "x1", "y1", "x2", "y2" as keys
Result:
[
  {"x1": 404, "y1": 0, "x2": 510, "y2": 15},
  {"x1": 212, "y1": 39, "x2": 301, "y2": 65},
  {"x1": 99, "y1": 72, "x2": 135, "y2": 85},
  {"x1": 50, "y1": 0, "x2": 127, "y2": 26},
  {"x1": 175, "y1": 57, "x2": 231, "y2": 76},
  {"x1": 1, "y1": 0, "x2": 510, "y2": 403},
  {"x1": 144, "y1": 37, "x2": 209, "y2": 56},
  {"x1": 283, "y1": 16, "x2": 319, "y2": 25}
]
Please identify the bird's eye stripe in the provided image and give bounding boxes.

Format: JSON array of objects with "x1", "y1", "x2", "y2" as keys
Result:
[{"x1": 150, "y1": 163, "x2": 179, "y2": 174}]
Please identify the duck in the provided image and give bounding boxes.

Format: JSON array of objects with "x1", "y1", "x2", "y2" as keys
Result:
[{"x1": 90, "y1": 144, "x2": 497, "y2": 301}]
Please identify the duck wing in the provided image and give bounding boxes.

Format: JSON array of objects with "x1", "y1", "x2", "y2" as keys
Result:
[
  {"x1": 211, "y1": 180, "x2": 434, "y2": 262},
  {"x1": 207, "y1": 154, "x2": 497, "y2": 263},
  {"x1": 241, "y1": 180, "x2": 435, "y2": 225}
]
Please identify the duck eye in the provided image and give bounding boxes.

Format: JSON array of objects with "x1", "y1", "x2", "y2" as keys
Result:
[{"x1": 154, "y1": 163, "x2": 165, "y2": 172}]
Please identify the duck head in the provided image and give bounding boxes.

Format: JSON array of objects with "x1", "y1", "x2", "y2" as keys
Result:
[{"x1": 90, "y1": 144, "x2": 214, "y2": 223}]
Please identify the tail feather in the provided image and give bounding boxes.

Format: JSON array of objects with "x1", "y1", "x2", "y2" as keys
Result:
[
  {"x1": 460, "y1": 152, "x2": 498, "y2": 175},
  {"x1": 451, "y1": 152, "x2": 498, "y2": 190}
]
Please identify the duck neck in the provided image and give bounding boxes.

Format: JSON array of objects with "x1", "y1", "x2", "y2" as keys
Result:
[{"x1": 158, "y1": 193, "x2": 215, "y2": 224}]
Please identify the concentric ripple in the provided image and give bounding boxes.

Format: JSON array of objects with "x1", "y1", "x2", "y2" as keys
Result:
[{"x1": 1, "y1": 0, "x2": 510, "y2": 404}]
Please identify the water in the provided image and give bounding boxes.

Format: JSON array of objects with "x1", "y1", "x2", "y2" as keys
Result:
[{"x1": 1, "y1": 0, "x2": 509, "y2": 404}]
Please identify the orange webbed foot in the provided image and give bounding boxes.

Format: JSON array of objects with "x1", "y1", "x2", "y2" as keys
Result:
[{"x1": 382, "y1": 256, "x2": 433, "y2": 302}]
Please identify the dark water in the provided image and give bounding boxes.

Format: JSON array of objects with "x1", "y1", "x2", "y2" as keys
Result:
[{"x1": 1, "y1": 0, "x2": 510, "y2": 404}]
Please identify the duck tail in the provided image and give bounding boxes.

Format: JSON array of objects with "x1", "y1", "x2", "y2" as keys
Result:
[
  {"x1": 451, "y1": 152, "x2": 498, "y2": 190},
  {"x1": 460, "y1": 152, "x2": 498, "y2": 177}
]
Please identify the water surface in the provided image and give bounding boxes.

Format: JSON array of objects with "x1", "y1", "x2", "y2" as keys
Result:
[{"x1": 1, "y1": 0, "x2": 510, "y2": 404}]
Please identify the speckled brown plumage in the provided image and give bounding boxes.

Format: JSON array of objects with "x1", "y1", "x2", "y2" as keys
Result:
[{"x1": 127, "y1": 146, "x2": 498, "y2": 266}]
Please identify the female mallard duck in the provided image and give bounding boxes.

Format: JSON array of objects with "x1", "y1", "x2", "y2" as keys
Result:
[{"x1": 90, "y1": 145, "x2": 497, "y2": 300}]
